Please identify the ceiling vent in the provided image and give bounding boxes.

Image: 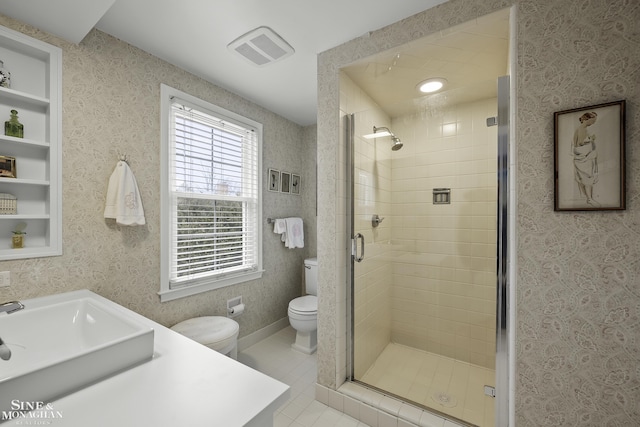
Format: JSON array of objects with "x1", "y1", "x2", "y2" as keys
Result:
[{"x1": 227, "y1": 26, "x2": 294, "y2": 67}]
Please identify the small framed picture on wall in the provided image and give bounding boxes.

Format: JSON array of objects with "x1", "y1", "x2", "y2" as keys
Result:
[
  {"x1": 291, "y1": 174, "x2": 300, "y2": 195},
  {"x1": 280, "y1": 172, "x2": 291, "y2": 193},
  {"x1": 268, "y1": 168, "x2": 280, "y2": 192},
  {"x1": 554, "y1": 100, "x2": 626, "y2": 211}
]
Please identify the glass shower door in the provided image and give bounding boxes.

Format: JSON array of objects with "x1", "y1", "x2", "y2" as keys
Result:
[{"x1": 347, "y1": 77, "x2": 506, "y2": 425}]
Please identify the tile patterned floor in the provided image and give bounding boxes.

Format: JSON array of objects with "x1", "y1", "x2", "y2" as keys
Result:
[
  {"x1": 238, "y1": 327, "x2": 370, "y2": 427},
  {"x1": 238, "y1": 327, "x2": 481, "y2": 427},
  {"x1": 360, "y1": 344, "x2": 495, "y2": 427}
]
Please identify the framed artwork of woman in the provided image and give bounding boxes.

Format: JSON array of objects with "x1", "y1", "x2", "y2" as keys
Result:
[{"x1": 554, "y1": 100, "x2": 626, "y2": 211}]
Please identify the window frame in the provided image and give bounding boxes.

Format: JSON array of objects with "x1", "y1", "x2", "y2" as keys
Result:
[{"x1": 159, "y1": 84, "x2": 263, "y2": 302}]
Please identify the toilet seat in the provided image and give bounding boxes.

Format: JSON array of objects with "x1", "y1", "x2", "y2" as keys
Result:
[
  {"x1": 170, "y1": 316, "x2": 239, "y2": 355},
  {"x1": 288, "y1": 295, "x2": 317, "y2": 314}
]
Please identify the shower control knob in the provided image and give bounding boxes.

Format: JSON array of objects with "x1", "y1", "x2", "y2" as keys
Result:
[{"x1": 372, "y1": 214, "x2": 384, "y2": 228}]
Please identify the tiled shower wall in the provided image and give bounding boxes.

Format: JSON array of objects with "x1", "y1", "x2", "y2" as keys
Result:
[
  {"x1": 390, "y1": 99, "x2": 498, "y2": 369},
  {"x1": 343, "y1": 67, "x2": 498, "y2": 376}
]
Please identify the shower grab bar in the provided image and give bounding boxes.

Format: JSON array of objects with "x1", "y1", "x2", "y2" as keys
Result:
[{"x1": 352, "y1": 233, "x2": 365, "y2": 262}]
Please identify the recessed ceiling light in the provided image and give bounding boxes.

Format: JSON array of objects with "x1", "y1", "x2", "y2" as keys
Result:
[{"x1": 417, "y1": 78, "x2": 447, "y2": 93}]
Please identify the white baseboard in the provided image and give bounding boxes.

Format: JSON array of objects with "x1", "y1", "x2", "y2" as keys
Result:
[{"x1": 238, "y1": 317, "x2": 289, "y2": 352}]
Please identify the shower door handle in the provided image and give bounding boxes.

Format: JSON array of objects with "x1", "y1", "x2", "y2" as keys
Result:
[{"x1": 353, "y1": 233, "x2": 365, "y2": 262}]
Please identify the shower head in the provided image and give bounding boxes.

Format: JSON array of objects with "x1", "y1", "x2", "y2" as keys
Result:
[
  {"x1": 391, "y1": 137, "x2": 403, "y2": 151},
  {"x1": 364, "y1": 126, "x2": 403, "y2": 151}
]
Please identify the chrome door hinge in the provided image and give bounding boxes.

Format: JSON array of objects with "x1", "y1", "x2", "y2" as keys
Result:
[{"x1": 484, "y1": 385, "x2": 496, "y2": 397}]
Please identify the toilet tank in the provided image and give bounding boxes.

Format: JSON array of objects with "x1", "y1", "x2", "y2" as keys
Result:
[{"x1": 304, "y1": 257, "x2": 318, "y2": 296}]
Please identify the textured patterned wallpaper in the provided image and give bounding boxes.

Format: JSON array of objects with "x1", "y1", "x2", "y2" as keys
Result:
[
  {"x1": 317, "y1": 0, "x2": 640, "y2": 425},
  {"x1": 0, "y1": 15, "x2": 317, "y2": 338},
  {"x1": 515, "y1": 1, "x2": 639, "y2": 425}
]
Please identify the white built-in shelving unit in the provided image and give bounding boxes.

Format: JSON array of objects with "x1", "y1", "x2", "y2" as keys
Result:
[{"x1": 0, "y1": 25, "x2": 62, "y2": 260}]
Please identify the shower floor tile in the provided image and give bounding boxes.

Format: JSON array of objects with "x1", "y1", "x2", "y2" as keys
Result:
[{"x1": 360, "y1": 343, "x2": 496, "y2": 427}]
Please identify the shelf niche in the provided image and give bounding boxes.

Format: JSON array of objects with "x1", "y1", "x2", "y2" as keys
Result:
[{"x1": 0, "y1": 25, "x2": 62, "y2": 260}]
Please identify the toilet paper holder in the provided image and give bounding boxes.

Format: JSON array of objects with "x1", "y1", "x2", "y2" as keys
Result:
[{"x1": 227, "y1": 296, "x2": 244, "y2": 318}]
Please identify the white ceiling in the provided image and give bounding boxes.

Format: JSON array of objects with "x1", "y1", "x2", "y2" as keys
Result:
[
  {"x1": 0, "y1": 0, "x2": 453, "y2": 126},
  {"x1": 342, "y1": 9, "x2": 510, "y2": 118}
]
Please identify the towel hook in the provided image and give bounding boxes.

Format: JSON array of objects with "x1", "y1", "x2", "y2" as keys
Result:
[{"x1": 118, "y1": 153, "x2": 129, "y2": 164}]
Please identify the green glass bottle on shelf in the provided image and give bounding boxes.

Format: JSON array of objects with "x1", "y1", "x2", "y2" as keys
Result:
[{"x1": 4, "y1": 109, "x2": 23, "y2": 138}]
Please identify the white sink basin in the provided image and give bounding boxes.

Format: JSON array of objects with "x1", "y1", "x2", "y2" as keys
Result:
[{"x1": 0, "y1": 291, "x2": 154, "y2": 414}]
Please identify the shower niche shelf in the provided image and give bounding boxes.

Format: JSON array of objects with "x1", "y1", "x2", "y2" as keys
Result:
[
  {"x1": 432, "y1": 188, "x2": 451, "y2": 204},
  {"x1": 0, "y1": 24, "x2": 62, "y2": 260}
]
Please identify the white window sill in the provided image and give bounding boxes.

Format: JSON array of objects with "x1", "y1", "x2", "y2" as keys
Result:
[{"x1": 158, "y1": 270, "x2": 264, "y2": 302}]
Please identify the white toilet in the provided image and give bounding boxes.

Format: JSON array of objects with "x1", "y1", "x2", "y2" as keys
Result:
[
  {"x1": 288, "y1": 257, "x2": 318, "y2": 354},
  {"x1": 170, "y1": 316, "x2": 240, "y2": 360}
]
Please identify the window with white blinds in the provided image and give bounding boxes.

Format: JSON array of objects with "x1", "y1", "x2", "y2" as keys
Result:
[{"x1": 160, "y1": 85, "x2": 263, "y2": 301}]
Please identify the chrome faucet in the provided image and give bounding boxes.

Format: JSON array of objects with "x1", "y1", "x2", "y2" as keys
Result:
[
  {"x1": 0, "y1": 300, "x2": 24, "y2": 314},
  {"x1": 0, "y1": 301, "x2": 22, "y2": 361},
  {"x1": 0, "y1": 336, "x2": 10, "y2": 360}
]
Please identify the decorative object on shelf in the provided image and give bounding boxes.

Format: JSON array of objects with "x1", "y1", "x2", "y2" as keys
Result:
[
  {"x1": 11, "y1": 222, "x2": 26, "y2": 249},
  {"x1": 0, "y1": 193, "x2": 17, "y2": 214},
  {"x1": 0, "y1": 23, "x2": 62, "y2": 260},
  {"x1": 0, "y1": 60, "x2": 10, "y2": 88},
  {"x1": 4, "y1": 109, "x2": 23, "y2": 138},
  {"x1": 0, "y1": 156, "x2": 16, "y2": 178}
]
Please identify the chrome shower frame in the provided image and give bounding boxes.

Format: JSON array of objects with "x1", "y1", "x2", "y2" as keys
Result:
[
  {"x1": 495, "y1": 75, "x2": 510, "y2": 427},
  {"x1": 346, "y1": 113, "x2": 356, "y2": 381}
]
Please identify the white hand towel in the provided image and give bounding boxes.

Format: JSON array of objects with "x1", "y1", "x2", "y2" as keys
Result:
[
  {"x1": 273, "y1": 218, "x2": 287, "y2": 243},
  {"x1": 104, "y1": 161, "x2": 146, "y2": 226},
  {"x1": 284, "y1": 217, "x2": 304, "y2": 249}
]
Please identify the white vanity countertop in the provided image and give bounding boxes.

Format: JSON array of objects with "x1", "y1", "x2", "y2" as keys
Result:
[{"x1": 3, "y1": 290, "x2": 290, "y2": 427}]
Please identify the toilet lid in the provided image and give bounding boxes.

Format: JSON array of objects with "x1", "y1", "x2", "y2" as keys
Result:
[
  {"x1": 289, "y1": 295, "x2": 317, "y2": 313},
  {"x1": 170, "y1": 316, "x2": 239, "y2": 347}
]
